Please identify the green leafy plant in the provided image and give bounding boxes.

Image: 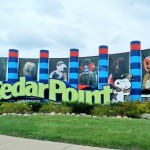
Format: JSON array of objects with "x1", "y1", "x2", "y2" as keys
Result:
[
  {"x1": 122, "y1": 101, "x2": 150, "y2": 118},
  {"x1": 27, "y1": 102, "x2": 43, "y2": 112},
  {"x1": 39, "y1": 102, "x2": 72, "y2": 114},
  {"x1": 91, "y1": 105, "x2": 110, "y2": 116},
  {"x1": 58, "y1": 105, "x2": 72, "y2": 114},
  {"x1": 91, "y1": 101, "x2": 150, "y2": 118},
  {"x1": 1, "y1": 103, "x2": 31, "y2": 114},
  {"x1": 63, "y1": 101, "x2": 94, "y2": 114},
  {"x1": 0, "y1": 102, "x2": 3, "y2": 106},
  {"x1": 109, "y1": 106, "x2": 124, "y2": 116},
  {"x1": 0, "y1": 106, "x2": 2, "y2": 115}
]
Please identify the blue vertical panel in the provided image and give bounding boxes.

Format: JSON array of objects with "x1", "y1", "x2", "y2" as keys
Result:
[
  {"x1": 7, "y1": 49, "x2": 19, "y2": 83},
  {"x1": 130, "y1": 41, "x2": 142, "y2": 102},
  {"x1": 98, "y1": 46, "x2": 108, "y2": 90},
  {"x1": 69, "y1": 49, "x2": 79, "y2": 89},
  {"x1": 39, "y1": 50, "x2": 49, "y2": 84}
]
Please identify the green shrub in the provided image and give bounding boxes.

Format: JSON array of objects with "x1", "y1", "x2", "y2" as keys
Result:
[
  {"x1": 145, "y1": 102, "x2": 150, "y2": 112},
  {"x1": 110, "y1": 102, "x2": 123, "y2": 107},
  {"x1": 139, "y1": 102, "x2": 150, "y2": 113},
  {"x1": 63, "y1": 101, "x2": 94, "y2": 114},
  {"x1": 91, "y1": 105, "x2": 110, "y2": 116},
  {"x1": 39, "y1": 103, "x2": 55, "y2": 113},
  {"x1": 0, "y1": 101, "x2": 149, "y2": 118},
  {"x1": 0, "y1": 106, "x2": 2, "y2": 115},
  {"x1": 0, "y1": 102, "x2": 3, "y2": 106},
  {"x1": 39, "y1": 102, "x2": 72, "y2": 114},
  {"x1": 126, "y1": 109, "x2": 141, "y2": 118},
  {"x1": 91, "y1": 104, "x2": 126, "y2": 117},
  {"x1": 91, "y1": 102, "x2": 150, "y2": 118},
  {"x1": 1, "y1": 103, "x2": 31, "y2": 114},
  {"x1": 109, "y1": 106, "x2": 124, "y2": 116},
  {"x1": 58, "y1": 105, "x2": 72, "y2": 114},
  {"x1": 27, "y1": 102, "x2": 43, "y2": 112},
  {"x1": 121, "y1": 102, "x2": 149, "y2": 118}
]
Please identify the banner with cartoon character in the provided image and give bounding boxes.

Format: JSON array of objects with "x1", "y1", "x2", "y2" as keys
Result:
[
  {"x1": 108, "y1": 52, "x2": 130, "y2": 102},
  {"x1": 0, "y1": 57, "x2": 7, "y2": 81},
  {"x1": 142, "y1": 49, "x2": 150, "y2": 90},
  {"x1": 18, "y1": 58, "x2": 39, "y2": 81},
  {"x1": 49, "y1": 58, "x2": 69, "y2": 81},
  {"x1": 79, "y1": 56, "x2": 98, "y2": 88}
]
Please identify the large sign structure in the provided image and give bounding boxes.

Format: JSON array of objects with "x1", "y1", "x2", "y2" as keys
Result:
[
  {"x1": 0, "y1": 40, "x2": 149, "y2": 103},
  {"x1": 0, "y1": 77, "x2": 112, "y2": 104}
]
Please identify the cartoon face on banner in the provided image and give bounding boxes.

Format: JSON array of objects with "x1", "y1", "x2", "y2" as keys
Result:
[
  {"x1": 109, "y1": 53, "x2": 130, "y2": 102},
  {"x1": 142, "y1": 49, "x2": 150, "y2": 90},
  {"x1": 0, "y1": 57, "x2": 7, "y2": 81},
  {"x1": 112, "y1": 77, "x2": 131, "y2": 102},
  {"x1": 18, "y1": 58, "x2": 38, "y2": 81},
  {"x1": 49, "y1": 58, "x2": 69, "y2": 81},
  {"x1": 79, "y1": 56, "x2": 98, "y2": 88}
]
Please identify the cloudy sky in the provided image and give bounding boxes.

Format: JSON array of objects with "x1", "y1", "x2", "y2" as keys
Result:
[{"x1": 0, "y1": 0, "x2": 150, "y2": 58}]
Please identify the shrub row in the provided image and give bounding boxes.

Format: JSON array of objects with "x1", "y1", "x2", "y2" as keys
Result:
[
  {"x1": 39, "y1": 103, "x2": 72, "y2": 114},
  {"x1": 0, "y1": 101, "x2": 150, "y2": 118},
  {"x1": 62, "y1": 102, "x2": 94, "y2": 114},
  {"x1": 91, "y1": 101, "x2": 150, "y2": 118},
  {"x1": 0, "y1": 103, "x2": 30, "y2": 114}
]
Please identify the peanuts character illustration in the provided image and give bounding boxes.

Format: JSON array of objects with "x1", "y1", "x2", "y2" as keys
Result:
[
  {"x1": 112, "y1": 75, "x2": 131, "y2": 102},
  {"x1": 108, "y1": 57, "x2": 128, "y2": 86},
  {"x1": 142, "y1": 56, "x2": 150, "y2": 89},
  {"x1": 22, "y1": 62, "x2": 36, "y2": 80},
  {"x1": 79, "y1": 59, "x2": 97, "y2": 87},
  {"x1": 49, "y1": 61, "x2": 67, "y2": 81}
]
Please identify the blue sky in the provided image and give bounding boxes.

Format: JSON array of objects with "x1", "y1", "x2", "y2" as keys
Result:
[{"x1": 0, "y1": 0, "x2": 150, "y2": 58}]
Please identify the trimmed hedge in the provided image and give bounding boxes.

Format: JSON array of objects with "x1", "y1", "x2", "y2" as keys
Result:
[
  {"x1": 27, "y1": 102, "x2": 43, "y2": 112},
  {"x1": 62, "y1": 101, "x2": 94, "y2": 114},
  {"x1": 91, "y1": 101, "x2": 150, "y2": 118},
  {"x1": 0, "y1": 101, "x2": 150, "y2": 118},
  {"x1": 39, "y1": 102, "x2": 72, "y2": 114},
  {"x1": 0, "y1": 103, "x2": 31, "y2": 114}
]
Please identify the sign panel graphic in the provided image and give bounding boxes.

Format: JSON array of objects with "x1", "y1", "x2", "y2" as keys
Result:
[
  {"x1": 18, "y1": 58, "x2": 39, "y2": 81},
  {"x1": 109, "y1": 52, "x2": 130, "y2": 102},
  {"x1": 79, "y1": 56, "x2": 98, "y2": 88},
  {"x1": 108, "y1": 52, "x2": 129, "y2": 86},
  {"x1": 142, "y1": 49, "x2": 150, "y2": 90},
  {"x1": 49, "y1": 58, "x2": 69, "y2": 81},
  {"x1": 0, "y1": 57, "x2": 7, "y2": 81}
]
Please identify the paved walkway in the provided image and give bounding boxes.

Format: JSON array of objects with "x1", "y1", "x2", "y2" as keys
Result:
[{"x1": 0, "y1": 135, "x2": 116, "y2": 150}]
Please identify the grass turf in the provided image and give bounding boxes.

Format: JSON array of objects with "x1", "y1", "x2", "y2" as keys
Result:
[{"x1": 0, "y1": 115, "x2": 150, "y2": 150}]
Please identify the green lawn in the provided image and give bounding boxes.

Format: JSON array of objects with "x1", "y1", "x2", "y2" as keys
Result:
[{"x1": 0, "y1": 116, "x2": 150, "y2": 150}]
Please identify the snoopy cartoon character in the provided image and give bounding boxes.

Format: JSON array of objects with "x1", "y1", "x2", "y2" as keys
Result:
[
  {"x1": 112, "y1": 78, "x2": 131, "y2": 102},
  {"x1": 49, "y1": 61, "x2": 67, "y2": 81}
]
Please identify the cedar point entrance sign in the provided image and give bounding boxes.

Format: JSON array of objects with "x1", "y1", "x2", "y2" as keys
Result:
[
  {"x1": 0, "y1": 40, "x2": 144, "y2": 103},
  {"x1": 0, "y1": 77, "x2": 112, "y2": 104}
]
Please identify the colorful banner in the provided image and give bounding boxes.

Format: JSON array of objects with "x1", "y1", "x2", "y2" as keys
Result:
[
  {"x1": 49, "y1": 58, "x2": 69, "y2": 81},
  {"x1": 0, "y1": 57, "x2": 7, "y2": 81},
  {"x1": 79, "y1": 56, "x2": 98, "y2": 88},
  {"x1": 109, "y1": 52, "x2": 130, "y2": 102},
  {"x1": 141, "y1": 49, "x2": 150, "y2": 90},
  {"x1": 108, "y1": 52, "x2": 129, "y2": 86},
  {"x1": 18, "y1": 58, "x2": 39, "y2": 81}
]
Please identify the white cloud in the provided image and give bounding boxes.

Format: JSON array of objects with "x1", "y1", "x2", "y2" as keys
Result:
[
  {"x1": 35, "y1": 0, "x2": 64, "y2": 17},
  {"x1": 0, "y1": 0, "x2": 150, "y2": 58}
]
